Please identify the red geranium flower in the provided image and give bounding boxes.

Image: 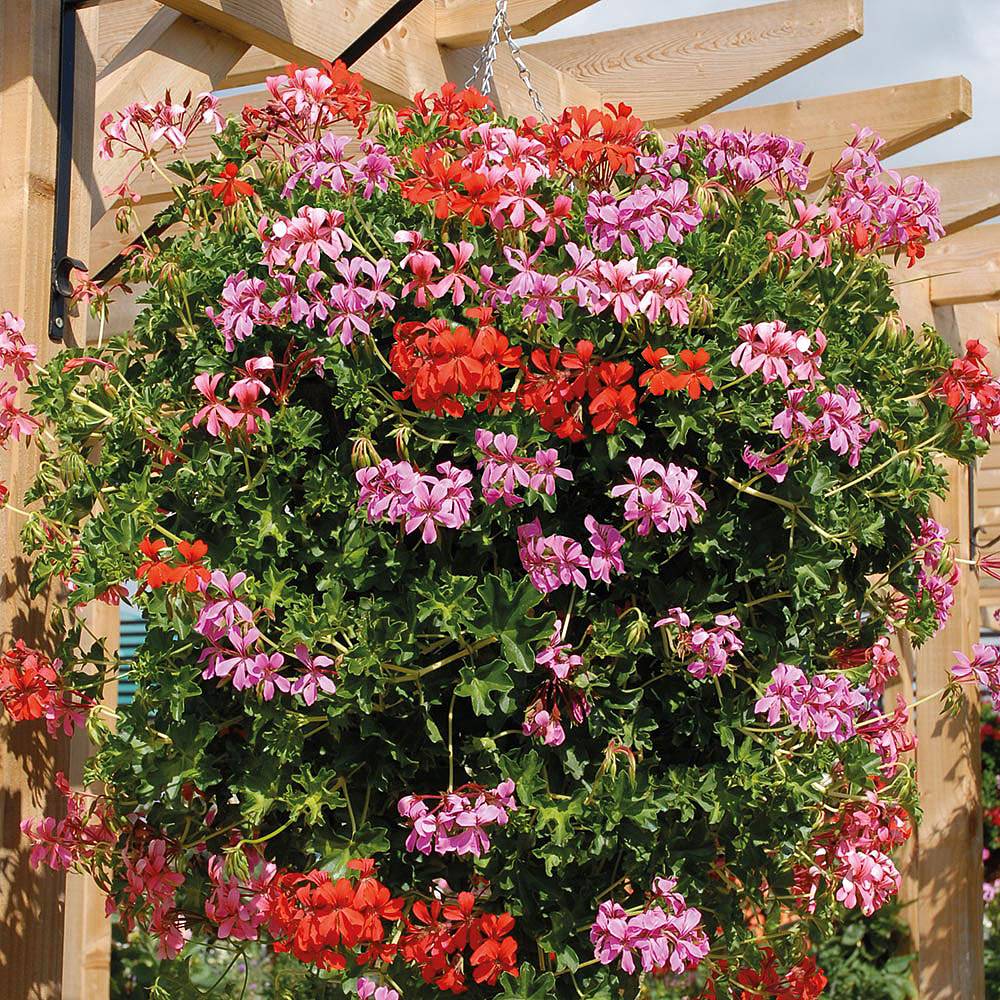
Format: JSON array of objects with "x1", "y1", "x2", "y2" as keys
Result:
[{"x1": 210, "y1": 162, "x2": 254, "y2": 206}]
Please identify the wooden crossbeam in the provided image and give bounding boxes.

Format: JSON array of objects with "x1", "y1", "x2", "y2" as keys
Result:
[
  {"x1": 160, "y1": 1, "x2": 601, "y2": 115},
  {"x1": 92, "y1": 9, "x2": 249, "y2": 225},
  {"x1": 895, "y1": 156, "x2": 1000, "y2": 234},
  {"x1": 96, "y1": 0, "x2": 162, "y2": 74},
  {"x1": 524, "y1": 0, "x2": 863, "y2": 126},
  {"x1": 689, "y1": 76, "x2": 972, "y2": 185},
  {"x1": 436, "y1": 0, "x2": 599, "y2": 48},
  {"x1": 913, "y1": 225, "x2": 1000, "y2": 306}
]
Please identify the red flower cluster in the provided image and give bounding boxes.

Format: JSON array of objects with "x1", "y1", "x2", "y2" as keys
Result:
[
  {"x1": 538, "y1": 103, "x2": 647, "y2": 186},
  {"x1": 0, "y1": 641, "x2": 59, "y2": 721},
  {"x1": 983, "y1": 721, "x2": 1000, "y2": 742},
  {"x1": 400, "y1": 145, "x2": 505, "y2": 225},
  {"x1": 520, "y1": 340, "x2": 636, "y2": 439},
  {"x1": 390, "y1": 310, "x2": 521, "y2": 417},
  {"x1": 986, "y1": 806, "x2": 1000, "y2": 828},
  {"x1": 703, "y1": 950, "x2": 826, "y2": 1000},
  {"x1": 136, "y1": 537, "x2": 210, "y2": 592},
  {"x1": 932, "y1": 339, "x2": 1000, "y2": 439},
  {"x1": 639, "y1": 346, "x2": 714, "y2": 399},
  {"x1": 399, "y1": 82, "x2": 492, "y2": 133},
  {"x1": 268, "y1": 860, "x2": 404, "y2": 970},
  {"x1": 210, "y1": 162, "x2": 254, "y2": 206},
  {"x1": 399, "y1": 892, "x2": 519, "y2": 992}
]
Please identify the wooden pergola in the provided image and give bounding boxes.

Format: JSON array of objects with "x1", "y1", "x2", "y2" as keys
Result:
[{"x1": 0, "y1": 1, "x2": 995, "y2": 996}]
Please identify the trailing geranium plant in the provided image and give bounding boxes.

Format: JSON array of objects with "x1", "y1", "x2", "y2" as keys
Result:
[{"x1": 2, "y1": 62, "x2": 997, "y2": 998}]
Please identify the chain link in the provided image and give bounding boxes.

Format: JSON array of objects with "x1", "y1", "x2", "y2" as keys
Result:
[{"x1": 464, "y1": 0, "x2": 549, "y2": 121}]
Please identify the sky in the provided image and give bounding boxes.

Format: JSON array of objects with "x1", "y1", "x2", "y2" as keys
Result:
[{"x1": 530, "y1": 0, "x2": 1000, "y2": 167}]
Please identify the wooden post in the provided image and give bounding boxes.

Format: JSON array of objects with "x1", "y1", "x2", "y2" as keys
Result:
[
  {"x1": 897, "y1": 274, "x2": 985, "y2": 998},
  {"x1": 914, "y1": 459, "x2": 984, "y2": 999},
  {"x1": 0, "y1": 1, "x2": 71, "y2": 997}
]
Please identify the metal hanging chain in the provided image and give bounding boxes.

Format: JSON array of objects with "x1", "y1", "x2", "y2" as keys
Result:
[{"x1": 465, "y1": 0, "x2": 549, "y2": 121}]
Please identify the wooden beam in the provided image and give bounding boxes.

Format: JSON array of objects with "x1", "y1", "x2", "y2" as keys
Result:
[
  {"x1": 0, "y1": 2, "x2": 73, "y2": 997},
  {"x1": 95, "y1": 0, "x2": 162, "y2": 75},
  {"x1": 915, "y1": 224, "x2": 1000, "y2": 274},
  {"x1": 894, "y1": 157, "x2": 1000, "y2": 235},
  {"x1": 436, "y1": 0, "x2": 599, "y2": 48},
  {"x1": 690, "y1": 76, "x2": 972, "y2": 185},
  {"x1": 932, "y1": 269, "x2": 1000, "y2": 307},
  {"x1": 524, "y1": 0, "x2": 863, "y2": 126},
  {"x1": 92, "y1": 10, "x2": 250, "y2": 225},
  {"x1": 208, "y1": 0, "x2": 602, "y2": 116}
]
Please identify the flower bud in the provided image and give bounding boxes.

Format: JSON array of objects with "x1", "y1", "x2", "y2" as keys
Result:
[
  {"x1": 394, "y1": 425, "x2": 411, "y2": 462},
  {"x1": 690, "y1": 291, "x2": 714, "y2": 327},
  {"x1": 623, "y1": 608, "x2": 650, "y2": 650},
  {"x1": 350, "y1": 435, "x2": 378, "y2": 469},
  {"x1": 693, "y1": 182, "x2": 717, "y2": 217},
  {"x1": 371, "y1": 103, "x2": 399, "y2": 138}
]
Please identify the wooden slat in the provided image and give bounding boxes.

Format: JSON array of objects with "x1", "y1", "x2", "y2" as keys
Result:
[
  {"x1": 913, "y1": 468, "x2": 983, "y2": 995},
  {"x1": 525, "y1": 0, "x2": 863, "y2": 126},
  {"x1": 0, "y1": 2, "x2": 72, "y2": 997},
  {"x1": 436, "y1": 0, "x2": 600, "y2": 48},
  {"x1": 916, "y1": 225, "x2": 1000, "y2": 274},
  {"x1": 62, "y1": 11, "x2": 115, "y2": 994},
  {"x1": 95, "y1": 0, "x2": 162, "y2": 75},
  {"x1": 92, "y1": 9, "x2": 250, "y2": 225},
  {"x1": 898, "y1": 157, "x2": 1000, "y2": 235},
  {"x1": 691, "y1": 76, "x2": 972, "y2": 186},
  {"x1": 932, "y1": 269, "x2": 1000, "y2": 307}
]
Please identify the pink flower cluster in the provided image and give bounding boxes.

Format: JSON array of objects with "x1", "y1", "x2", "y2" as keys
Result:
[
  {"x1": 123, "y1": 839, "x2": 189, "y2": 958},
  {"x1": 207, "y1": 214, "x2": 395, "y2": 349},
  {"x1": 611, "y1": 457, "x2": 706, "y2": 536},
  {"x1": 398, "y1": 780, "x2": 516, "y2": 858},
  {"x1": 98, "y1": 92, "x2": 223, "y2": 162},
  {"x1": 951, "y1": 642, "x2": 1000, "y2": 709},
  {"x1": 517, "y1": 516, "x2": 624, "y2": 594},
  {"x1": 834, "y1": 847, "x2": 902, "y2": 917},
  {"x1": 21, "y1": 772, "x2": 115, "y2": 872},
  {"x1": 755, "y1": 663, "x2": 869, "y2": 743},
  {"x1": 475, "y1": 429, "x2": 572, "y2": 505},
  {"x1": 196, "y1": 570, "x2": 337, "y2": 703},
  {"x1": 655, "y1": 608, "x2": 743, "y2": 679},
  {"x1": 590, "y1": 876, "x2": 710, "y2": 975},
  {"x1": 358, "y1": 978, "x2": 400, "y2": 1000},
  {"x1": 356, "y1": 459, "x2": 474, "y2": 543},
  {"x1": 285, "y1": 135, "x2": 395, "y2": 200},
  {"x1": 584, "y1": 180, "x2": 703, "y2": 254},
  {"x1": 832, "y1": 127, "x2": 945, "y2": 249},
  {"x1": 205, "y1": 849, "x2": 277, "y2": 941},
  {"x1": 523, "y1": 620, "x2": 590, "y2": 746},
  {"x1": 676, "y1": 125, "x2": 809, "y2": 194},
  {"x1": 192, "y1": 357, "x2": 272, "y2": 438},
  {"x1": 731, "y1": 321, "x2": 826, "y2": 388},
  {"x1": 745, "y1": 380, "x2": 880, "y2": 481}
]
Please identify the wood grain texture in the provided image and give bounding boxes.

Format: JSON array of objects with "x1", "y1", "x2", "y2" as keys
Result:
[
  {"x1": 213, "y1": 1, "x2": 602, "y2": 116},
  {"x1": 899, "y1": 157, "x2": 1000, "y2": 235},
  {"x1": 95, "y1": 0, "x2": 162, "y2": 75},
  {"x1": 524, "y1": 0, "x2": 863, "y2": 126},
  {"x1": 913, "y1": 226, "x2": 1000, "y2": 309},
  {"x1": 436, "y1": 0, "x2": 600, "y2": 48},
  {"x1": 915, "y1": 459, "x2": 984, "y2": 999},
  {"x1": 688, "y1": 76, "x2": 972, "y2": 186},
  {"x1": 0, "y1": 1, "x2": 73, "y2": 996},
  {"x1": 932, "y1": 269, "x2": 1000, "y2": 306}
]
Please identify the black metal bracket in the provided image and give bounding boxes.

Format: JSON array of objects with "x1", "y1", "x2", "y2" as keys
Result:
[{"x1": 49, "y1": 0, "x2": 88, "y2": 343}]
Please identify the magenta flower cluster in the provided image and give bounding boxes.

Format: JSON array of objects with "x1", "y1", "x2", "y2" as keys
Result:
[
  {"x1": 475, "y1": 429, "x2": 572, "y2": 506},
  {"x1": 356, "y1": 459, "x2": 474, "y2": 543},
  {"x1": 655, "y1": 608, "x2": 743, "y2": 679},
  {"x1": 611, "y1": 457, "x2": 706, "y2": 536},
  {"x1": 397, "y1": 780, "x2": 516, "y2": 858},
  {"x1": 196, "y1": 570, "x2": 337, "y2": 703},
  {"x1": 590, "y1": 876, "x2": 710, "y2": 975},
  {"x1": 522, "y1": 620, "x2": 590, "y2": 746},
  {"x1": 754, "y1": 663, "x2": 869, "y2": 743}
]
